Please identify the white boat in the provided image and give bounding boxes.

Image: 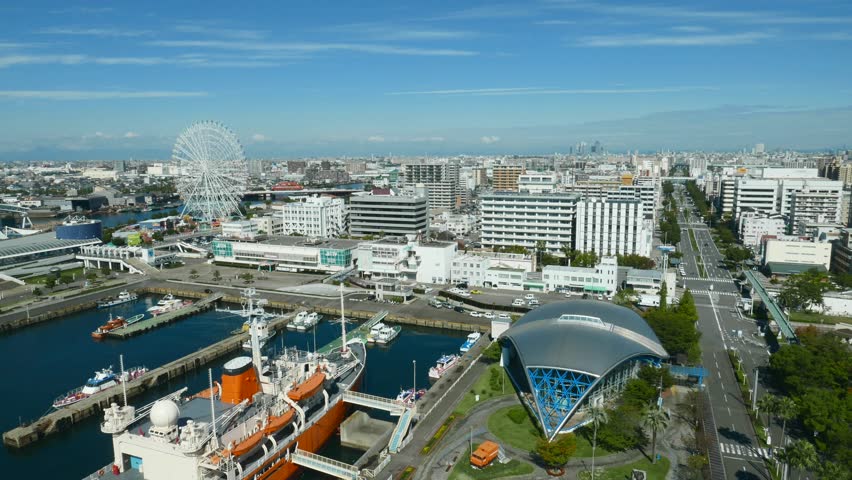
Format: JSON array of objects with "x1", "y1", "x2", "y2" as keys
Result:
[
  {"x1": 242, "y1": 319, "x2": 277, "y2": 350},
  {"x1": 395, "y1": 388, "x2": 426, "y2": 407},
  {"x1": 287, "y1": 311, "x2": 308, "y2": 330},
  {"x1": 375, "y1": 325, "x2": 401, "y2": 345},
  {"x1": 297, "y1": 312, "x2": 320, "y2": 332},
  {"x1": 366, "y1": 322, "x2": 386, "y2": 343},
  {"x1": 460, "y1": 332, "x2": 481, "y2": 353},
  {"x1": 428, "y1": 354, "x2": 460, "y2": 380},
  {"x1": 52, "y1": 365, "x2": 147, "y2": 408},
  {"x1": 146, "y1": 294, "x2": 190, "y2": 316},
  {"x1": 97, "y1": 290, "x2": 138, "y2": 309}
]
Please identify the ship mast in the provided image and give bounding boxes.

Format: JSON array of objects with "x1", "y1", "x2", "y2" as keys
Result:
[
  {"x1": 339, "y1": 282, "x2": 348, "y2": 356},
  {"x1": 247, "y1": 288, "x2": 262, "y2": 373}
]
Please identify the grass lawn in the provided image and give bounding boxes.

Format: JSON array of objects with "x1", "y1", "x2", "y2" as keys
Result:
[
  {"x1": 598, "y1": 455, "x2": 670, "y2": 480},
  {"x1": 449, "y1": 444, "x2": 534, "y2": 480},
  {"x1": 454, "y1": 364, "x2": 515, "y2": 415},
  {"x1": 24, "y1": 267, "x2": 86, "y2": 284},
  {"x1": 789, "y1": 311, "x2": 849, "y2": 325},
  {"x1": 688, "y1": 229, "x2": 698, "y2": 249},
  {"x1": 488, "y1": 405, "x2": 543, "y2": 451}
]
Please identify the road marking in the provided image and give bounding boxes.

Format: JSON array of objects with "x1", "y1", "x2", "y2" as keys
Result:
[
  {"x1": 720, "y1": 442, "x2": 770, "y2": 459},
  {"x1": 724, "y1": 395, "x2": 728, "y2": 403},
  {"x1": 706, "y1": 291, "x2": 728, "y2": 350},
  {"x1": 717, "y1": 371, "x2": 722, "y2": 379},
  {"x1": 727, "y1": 407, "x2": 731, "y2": 415}
]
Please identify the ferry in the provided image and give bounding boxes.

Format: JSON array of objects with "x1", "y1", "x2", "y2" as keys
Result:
[
  {"x1": 147, "y1": 294, "x2": 192, "y2": 316},
  {"x1": 97, "y1": 290, "x2": 138, "y2": 309},
  {"x1": 366, "y1": 322, "x2": 386, "y2": 343},
  {"x1": 428, "y1": 354, "x2": 460, "y2": 380},
  {"x1": 286, "y1": 311, "x2": 308, "y2": 330},
  {"x1": 52, "y1": 365, "x2": 148, "y2": 409},
  {"x1": 241, "y1": 318, "x2": 276, "y2": 350},
  {"x1": 88, "y1": 297, "x2": 366, "y2": 480},
  {"x1": 395, "y1": 388, "x2": 426, "y2": 407},
  {"x1": 460, "y1": 332, "x2": 482, "y2": 353},
  {"x1": 91, "y1": 314, "x2": 145, "y2": 339},
  {"x1": 374, "y1": 324, "x2": 401, "y2": 345},
  {"x1": 297, "y1": 312, "x2": 320, "y2": 332}
]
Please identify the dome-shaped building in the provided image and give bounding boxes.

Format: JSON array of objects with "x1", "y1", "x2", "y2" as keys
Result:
[{"x1": 499, "y1": 301, "x2": 668, "y2": 440}]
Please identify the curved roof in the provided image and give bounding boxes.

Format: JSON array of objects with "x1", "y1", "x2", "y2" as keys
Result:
[{"x1": 501, "y1": 300, "x2": 667, "y2": 377}]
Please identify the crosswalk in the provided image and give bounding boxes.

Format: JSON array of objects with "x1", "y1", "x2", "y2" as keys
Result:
[
  {"x1": 682, "y1": 276, "x2": 733, "y2": 282},
  {"x1": 719, "y1": 442, "x2": 771, "y2": 459},
  {"x1": 690, "y1": 290, "x2": 739, "y2": 297}
]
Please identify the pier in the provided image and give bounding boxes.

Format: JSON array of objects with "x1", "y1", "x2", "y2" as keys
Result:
[
  {"x1": 2, "y1": 312, "x2": 294, "y2": 449},
  {"x1": 102, "y1": 291, "x2": 224, "y2": 339}
]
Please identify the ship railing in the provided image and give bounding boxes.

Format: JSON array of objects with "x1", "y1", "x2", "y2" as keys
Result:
[
  {"x1": 343, "y1": 391, "x2": 406, "y2": 415},
  {"x1": 292, "y1": 448, "x2": 360, "y2": 480},
  {"x1": 360, "y1": 452, "x2": 392, "y2": 478},
  {"x1": 82, "y1": 463, "x2": 115, "y2": 479},
  {"x1": 102, "y1": 387, "x2": 187, "y2": 433},
  {"x1": 178, "y1": 399, "x2": 247, "y2": 453}
]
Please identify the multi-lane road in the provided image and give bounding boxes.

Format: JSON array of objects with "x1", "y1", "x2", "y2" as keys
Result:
[{"x1": 675, "y1": 191, "x2": 772, "y2": 480}]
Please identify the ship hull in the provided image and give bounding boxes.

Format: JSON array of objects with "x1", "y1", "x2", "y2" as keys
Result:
[{"x1": 244, "y1": 357, "x2": 365, "y2": 480}]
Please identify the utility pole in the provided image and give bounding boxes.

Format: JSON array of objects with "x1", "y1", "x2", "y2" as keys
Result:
[{"x1": 751, "y1": 368, "x2": 759, "y2": 411}]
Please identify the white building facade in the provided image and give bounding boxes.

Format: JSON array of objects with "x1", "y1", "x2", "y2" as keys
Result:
[
  {"x1": 574, "y1": 199, "x2": 652, "y2": 257},
  {"x1": 480, "y1": 192, "x2": 578, "y2": 254},
  {"x1": 761, "y1": 237, "x2": 832, "y2": 270},
  {"x1": 541, "y1": 256, "x2": 618, "y2": 294},
  {"x1": 281, "y1": 195, "x2": 346, "y2": 238}
]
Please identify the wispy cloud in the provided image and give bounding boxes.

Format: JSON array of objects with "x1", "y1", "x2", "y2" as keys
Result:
[
  {"x1": 388, "y1": 86, "x2": 717, "y2": 96},
  {"x1": 480, "y1": 135, "x2": 501, "y2": 144},
  {"x1": 0, "y1": 53, "x2": 282, "y2": 68},
  {"x1": 0, "y1": 90, "x2": 207, "y2": 100},
  {"x1": 251, "y1": 133, "x2": 267, "y2": 141},
  {"x1": 124, "y1": 131, "x2": 139, "y2": 138},
  {"x1": 670, "y1": 26, "x2": 712, "y2": 33},
  {"x1": 174, "y1": 23, "x2": 265, "y2": 40},
  {"x1": 534, "y1": 20, "x2": 578, "y2": 26},
  {"x1": 575, "y1": 32, "x2": 772, "y2": 47},
  {"x1": 49, "y1": 6, "x2": 114, "y2": 14},
  {"x1": 432, "y1": 5, "x2": 534, "y2": 21},
  {"x1": 147, "y1": 39, "x2": 477, "y2": 56},
  {"x1": 812, "y1": 32, "x2": 852, "y2": 41},
  {"x1": 367, "y1": 135, "x2": 385, "y2": 143},
  {"x1": 36, "y1": 27, "x2": 153, "y2": 37},
  {"x1": 319, "y1": 22, "x2": 476, "y2": 41}
]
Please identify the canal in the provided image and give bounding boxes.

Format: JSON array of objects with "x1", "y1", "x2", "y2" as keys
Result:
[{"x1": 0, "y1": 295, "x2": 467, "y2": 478}]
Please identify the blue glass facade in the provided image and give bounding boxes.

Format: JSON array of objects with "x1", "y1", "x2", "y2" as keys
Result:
[{"x1": 527, "y1": 367, "x2": 597, "y2": 437}]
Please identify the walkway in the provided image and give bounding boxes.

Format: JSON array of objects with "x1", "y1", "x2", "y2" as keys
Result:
[{"x1": 743, "y1": 270, "x2": 797, "y2": 342}]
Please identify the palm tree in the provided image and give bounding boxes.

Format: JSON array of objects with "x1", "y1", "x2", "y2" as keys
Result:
[
  {"x1": 784, "y1": 439, "x2": 817, "y2": 480},
  {"x1": 587, "y1": 405, "x2": 609, "y2": 479},
  {"x1": 774, "y1": 397, "x2": 797, "y2": 447},
  {"x1": 756, "y1": 393, "x2": 777, "y2": 428},
  {"x1": 642, "y1": 406, "x2": 669, "y2": 464}
]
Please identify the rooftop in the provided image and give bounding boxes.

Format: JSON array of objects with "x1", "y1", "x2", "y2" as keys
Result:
[
  {"x1": 0, "y1": 232, "x2": 101, "y2": 260},
  {"x1": 236, "y1": 235, "x2": 361, "y2": 250}
]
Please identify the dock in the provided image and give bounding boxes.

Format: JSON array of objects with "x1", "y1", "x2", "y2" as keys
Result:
[
  {"x1": 103, "y1": 291, "x2": 224, "y2": 339},
  {"x1": 318, "y1": 310, "x2": 387, "y2": 355},
  {"x1": 2, "y1": 312, "x2": 293, "y2": 449}
]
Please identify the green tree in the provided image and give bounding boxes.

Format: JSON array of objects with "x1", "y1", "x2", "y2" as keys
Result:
[
  {"x1": 574, "y1": 250, "x2": 599, "y2": 267},
  {"x1": 85, "y1": 272, "x2": 97, "y2": 283},
  {"x1": 212, "y1": 270, "x2": 221, "y2": 282},
  {"x1": 533, "y1": 434, "x2": 577, "y2": 469},
  {"x1": 724, "y1": 245, "x2": 751, "y2": 265},
  {"x1": 779, "y1": 269, "x2": 832, "y2": 311},
  {"x1": 44, "y1": 276, "x2": 56, "y2": 289},
  {"x1": 756, "y1": 393, "x2": 777, "y2": 428},
  {"x1": 240, "y1": 273, "x2": 254, "y2": 284},
  {"x1": 642, "y1": 406, "x2": 669, "y2": 464},
  {"x1": 32, "y1": 287, "x2": 42, "y2": 297},
  {"x1": 775, "y1": 396, "x2": 797, "y2": 447},
  {"x1": 101, "y1": 265, "x2": 111, "y2": 276},
  {"x1": 481, "y1": 341, "x2": 502, "y2": 363},
  {"x1": 783, "y1": 439, "x2": 818, "y2": 480},
  {"x1": 614, "y1": 288, "x2": 638, "y2": 306},
  {"x1": 112, "y1": 236, "x2": 127, "y2": 247},
  {"x1": 587, "y1": 405, "x2": 608, "y2": 477},
  {"x1": 616, "y1": 254, "x2": 655, "y2": 269},
  {"x1": 659, "y1": 281, "x2": 667, "y2": 309},
  {"x1": 675, "y1": 289, "x2": 697, "y2": 320},
  {"x1": 152, "y1": 231, "x2": 164, "y2": 242},
  {"x1": 189, "y1": 269, "x2": 199, "y2": 279}
]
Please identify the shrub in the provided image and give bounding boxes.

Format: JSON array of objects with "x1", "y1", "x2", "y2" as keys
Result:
[{"x1": 508, "y1": 406, "x2": 528, "y2": 425}]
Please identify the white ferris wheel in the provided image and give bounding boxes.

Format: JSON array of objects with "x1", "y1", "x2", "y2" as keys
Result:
[{"x1": 173, "y1": 121, "x2": 248, "y2": 223}]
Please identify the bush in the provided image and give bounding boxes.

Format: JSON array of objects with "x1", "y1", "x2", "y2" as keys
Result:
[{"x1": 508, "y1": 406, "x2": 528, "y2": 425}]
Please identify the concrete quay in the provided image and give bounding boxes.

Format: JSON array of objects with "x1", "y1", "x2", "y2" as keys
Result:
[
  {"x1": 2, "y1": 312, "x2": 293, "y2": 449},
  {"x1": 103, "y1": 291, "x2": 224, "y2": 339}
]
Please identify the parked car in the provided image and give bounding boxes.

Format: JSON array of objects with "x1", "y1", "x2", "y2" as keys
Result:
[
  {"x1": 458, "y1": 291, "x2": 471, "y2": 297},
  {"x1": 470, "y1": 289, "x2": 483, "y2": 294},
  {"x1": 497, "y1": 313, "x2": 511, "y2": 321},
  {"x1": 528, "y1": 299, "x2": 540, "y2": 306},
  {"x1": 470, "y1": 311, "x2": 483, "y2": 318},
  {"x1": 524, "y1": 293, "x2": 536, "y2": 300},
  {"x1": 454, "y1": 306, "x2": 466, "y2": 313},
  {"x1": 512, "y1": 299, "x2": 525, "y2": 307},
  {"x1": 484, "y1": 312, "x2": 495, "y2": 319}
]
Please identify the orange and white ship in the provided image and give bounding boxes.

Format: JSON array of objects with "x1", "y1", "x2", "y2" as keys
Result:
[{"x1": 89, "y1": 290, "x2": 367, "y2": 480}]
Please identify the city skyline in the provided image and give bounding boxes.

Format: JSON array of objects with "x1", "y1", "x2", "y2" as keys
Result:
[{"x1": 1, "y1": 1, "x2": 852, "y2": 159}]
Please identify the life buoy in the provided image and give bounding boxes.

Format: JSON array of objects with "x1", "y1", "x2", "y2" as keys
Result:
[{"x1": 98, "y1": 469, "x2": 104, "y2": 476}]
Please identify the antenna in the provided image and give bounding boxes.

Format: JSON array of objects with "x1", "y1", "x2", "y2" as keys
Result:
[
  {"x1": 120, "y1": 354, "x2": 128, "y2": 407},
  {"x1": 209, "y1": 368, "x2": 218, "y2": 449}
]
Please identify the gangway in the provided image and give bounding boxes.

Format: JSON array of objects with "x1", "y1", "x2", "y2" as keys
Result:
[
  {"x1": 291, "y1": 448, "x2": 361, "y2": 480},
  {"x1": 743, "y1": 270, "x2": 797, "y2": 342},
  {"x1": 318, "y1": 310, "x2": 388, "y2": 355},
  {"x1": 175, "y1": 241, "x2": 208, "y2": 254},
  {"x1": 387, "y1": 408, "x2": 414, "y2": 453},
  {"x1": 343, "y1": 390, "x2": 405, "y2": 415}
]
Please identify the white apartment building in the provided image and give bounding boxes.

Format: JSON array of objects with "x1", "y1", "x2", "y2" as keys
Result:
[
  {"x1": 221, "y1": 220, "x2": 258, "y2": 240},
  {"x1": 451, "y1": 252, "x2": 535, "y2": 290},
  {"x1": 738, "y1": 212, "x2": 785, "y2": 248},
  {"x1": 403, "y1": 161, "x2": 460, "y2": 210},
  {"x1": 480, "y1": 192, "x2": 578, "y2": 254},
  {"x1": 250, "y1": 215, "x2": 284, "y2": 236},
  {"x1": 433, "y1": 212, "x2": 477, "y2": 236},
  {"x1": 762, "y1": 237, "x2": 832, "y2": 270},
  {"x1": 783, "y1": 180, "x2": 843, "y2": 225},
  {"x1": 574, "y1": 199, "x2": 652, "y2": 257},
  {"x1": 517, "y1": 172, "x2": 559, "y2": 194},
  {"x1": 281, "y1": 195, "x2": 346, "y2": 238},
  {"x1": 541, "y1": 256, "x2": 618, "y2": 295},
  {"x1": 734, "y1": 178, "x2": 779, "y2": 218}
]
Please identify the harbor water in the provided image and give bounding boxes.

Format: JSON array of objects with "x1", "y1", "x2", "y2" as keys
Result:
[{"x1": 0, "y1": 295, "x2": 468, "y2": 478}]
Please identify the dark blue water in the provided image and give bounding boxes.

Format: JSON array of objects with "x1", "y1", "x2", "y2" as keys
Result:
[
  {"x1": 30, "y1": 204, "x2": 184, "y2": 228},
  {"x1": 0, "y1": 299, "x2": 467, "y2": 478}
]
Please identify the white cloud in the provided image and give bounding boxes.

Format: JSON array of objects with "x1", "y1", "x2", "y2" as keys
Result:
[
  {"x1": 0, "y1": 53, "x2": 282, "y2": 69},
  {"x1": 367, "y1": 135, "x2": 385, "y2": 143},
  {"x1": 433, "y1": 5, "x2": 534, "y2": 21},
  {"x1": 574, "y1": 32, "x2": 772, "y2": 47},
  {"x1": 36, "y1": 27, "x2": 152, "y2": 37},
  {"x1": 670, "y1": 26, "x2": 712, "y2": 33},
  {"x1": 174, "y1": 24, "x2": 265, "y2": 40},
  {"x1": 251, "y1": 133, "x2": 267, "y2": 141},
  {"x1": 321, "y1": 23, "x2": 476, "y2": 41},
  {"x1": 480, "y1": 136, "x2": 501, "y2": 144},
  {"x1": 534, "y1": 20, "x2": 577, "y2": 26},
  {"x1": 147, "y1": 39, "x2": 477, "y2": 56},
  {"x1": 0, "y1": 90, "x2": 208, "y2": 100},
  {"x1": 124, "y1": 131, "x2": 139, "y2": 138},
  {"x1": 389, "y1": 86, "x2": 717, "y2": 96},
  {"x1": 411, "y1": 136, "x2": 446, "y2": 142}
]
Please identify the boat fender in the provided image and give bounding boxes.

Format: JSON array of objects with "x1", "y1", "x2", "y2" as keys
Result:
[{"x1": 98, "y1": 469, "x2": 104, "y2": 476}]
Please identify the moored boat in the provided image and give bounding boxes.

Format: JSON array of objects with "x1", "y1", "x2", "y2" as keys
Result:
[
  {"x1": 52, "y1": 365, "x2": 148, "y2": 408},
  {"x1": 91, "y1": 314, "x2": 146, "y2": 339},
  {"x1": 395, "y1": 387, "x2": 426, "y2": 407},
  {"x1": 97, "y1": 290, "x2": 138, "y2": 309},
  {"x1": 366, "y1": 322, "x2": 386, "y2": 343},
  {"x1": 460, "y1": 332, "x2": 481, "y2": 353},
  {"x1": 375, "y1": 324, "x2": 401, "y2": 345},
  {"x1": 428, "y1": 354, "x2": 460, "y2": 380},
  {"x1": 296, "y1": 312, "x2": 320, "y2": 331},
  {"x1": 147, "y1": 294, "x2": 192, "y2": 316},
  {"x1": 286, "y1": 311, "x2": 308, "y2": 330}
]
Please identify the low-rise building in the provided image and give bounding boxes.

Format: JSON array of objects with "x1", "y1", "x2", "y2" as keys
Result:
[
  {"x1": 451, "y1": 252, "x2": 535, "y2": 289},
  {"x1": 541, "y1": 256, "x2": 618, "y2": 295},
  {"x1": 211, "y1": 236, "x2": 358, "y2": 273},
  {"x1": 355, "y1": 236, "x2": 456, "y2": 283},
  {"x1": 624, "y1": 268, "x2": 676, "y2": 298},
  {"x1": 281, "y1": 195, "x2": 346, "y2": 238},
  {"x1": 221, "y1": 220, "x2": 259, "y2": 240},
  {"x1": 761, "y1": 236, "x2": 831, "y2": 271},
  {"x1": 738, "y1": 211, "x2": 785, "y2": 248},
  {"x1": 250, "y1": 215, "x2": 284, "y2": 236}
]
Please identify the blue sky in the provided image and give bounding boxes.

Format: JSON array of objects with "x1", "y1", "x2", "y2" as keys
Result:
[{"x1": 1, "y1": 1, "x2": 851, "y2": 160}]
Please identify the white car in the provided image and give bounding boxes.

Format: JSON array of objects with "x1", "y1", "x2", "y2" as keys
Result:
[
  {"x1": 469, "y1": 311, "x2": 483, "y2": 318},
  {"x1": 497, "y1": 313, "x2": 511, "y2": 321},
  {"x1": 524, "y1": 293, "x2": 536, "y2": 300},
  {"x1": 512, "y1": 299, "x2": 525, "y2": 307},
  {"x1": 528, "y1": 299, "x2": 540, "y2": 306},
  {"x1": 458, "y1": 291, "x2": 471, "y2": 297},
  {"x1": 484, "y1": 312, "x2": 495, "y2": 319},
  {"x1": 449, "y1": 288, "x2": 462, "y2": 294}
]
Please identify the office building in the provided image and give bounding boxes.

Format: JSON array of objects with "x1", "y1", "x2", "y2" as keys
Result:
[
  {"x1": 451, "y1": 252, "x2": 535, "y2": 290},
  {"x1": 734, "y1": 178, "x2": 778, "y2": 218},
  {"x1": 480, "y1": 192, "x2": 579, "y2": 254},
  {"x1": 574, "y1": 198, "x2": 652, "y2": 257},
  {"x1": 355, "y1": 236, "x2": 456, "y2": 284},
  {"x1": 492, "y1": 164, "x2": 526, "y2": 191},
  {"x1": 349, "y1": 189, "x2": 428, "y2": 236},
  {"x1": 403, "y1": 161, "x2": 460, "y2": 210},
  {"x1": 738, "y1": 212, "x2": 785, "y2": 248},
  {"x1": 211, "y1": 236, "x2": 358, "y2": 273},
  {"x1": 518, "y1": 172, "x2": 559, "y2": 194},
  {"x1": 761, "y1": 236, "x2": 831, "y2": 271},
  {"x1": 281, "y1": 195, "x2": 346, "y2": 238}
]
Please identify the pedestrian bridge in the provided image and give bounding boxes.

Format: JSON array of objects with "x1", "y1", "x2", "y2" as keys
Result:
[
  {"x1": 743, "y1": 270, "x2": 797, "y2": 342},
  {"x1": 343, "y1": 390, "x2": 405, "y2": 415},
  {"x1": 291, "y1": 449, "x2": 361, "y2": 480}
]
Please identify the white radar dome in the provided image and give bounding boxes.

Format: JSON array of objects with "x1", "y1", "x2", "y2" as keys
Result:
[{"x1": 150, "y1": 399, "x2": 180, "y2": 428}]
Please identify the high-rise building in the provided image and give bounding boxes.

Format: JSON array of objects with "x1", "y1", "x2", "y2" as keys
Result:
[
  {"x1": 754, "y1": 143, "x2": 765, "y2": 154},
  {"x1": 481, "y1": 192, "x2": 578, "y2": 253},
  {"x1": 348, "y1": 189, "x2": 429, "y2": 236},
  {"x1": 492, "y1": 164, "x2": 526, "y2": 191},
  {"x1": 574, "y1": 198, "x2": 652, "y2": 257},
  {"x1": 281, "y1": 195, "x2": 347, "y2": 238},
  {"x1": 114, "y1": 160, "x2": 126, "y2": 173},
  {"x1": 403, "y1": 161, "x2": 460, "y2": 210},
  {"x1": 248, "y1": 159, "x2": 264, "y2": 178}
]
